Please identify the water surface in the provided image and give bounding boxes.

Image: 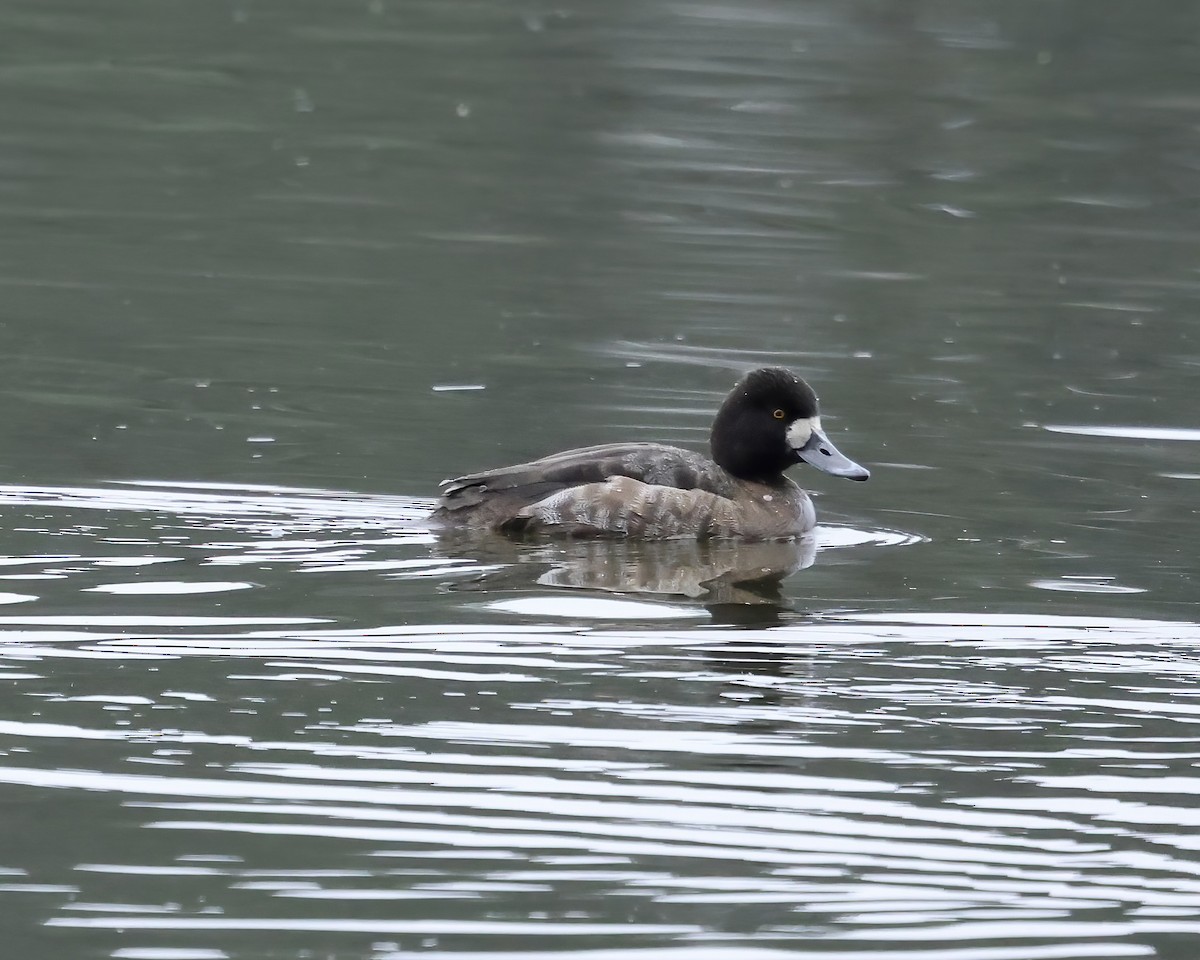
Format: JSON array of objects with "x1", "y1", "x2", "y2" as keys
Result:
[{"x1": 1, "y1": 1, "x2": 1199, "y2": 958}]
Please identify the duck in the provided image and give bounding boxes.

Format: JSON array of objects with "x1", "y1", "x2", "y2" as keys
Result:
[{"x1": 429, "y1": 366, "x2": 869, "y2": 540}]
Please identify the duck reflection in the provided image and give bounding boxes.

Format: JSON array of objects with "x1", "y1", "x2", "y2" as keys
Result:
[{"x1": 434, "y1": 532, "x2": 816, "y2": 610}]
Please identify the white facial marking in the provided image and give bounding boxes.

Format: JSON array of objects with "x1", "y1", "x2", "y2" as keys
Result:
[{"x1": 786, "y1": 416, "x2": 821, "y2": 449}]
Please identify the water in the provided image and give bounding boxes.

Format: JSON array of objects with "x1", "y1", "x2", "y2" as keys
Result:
[{"x1": 2, "y1": 1, "x2": 1200, "y2": 958}]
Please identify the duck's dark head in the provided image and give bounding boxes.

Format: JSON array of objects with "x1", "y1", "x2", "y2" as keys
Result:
[{"x1": 709, "y1": 367, "x2": 870, "y2": 483}]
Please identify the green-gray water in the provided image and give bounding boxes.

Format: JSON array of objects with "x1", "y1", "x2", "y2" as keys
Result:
[{"x1": 2, "y1": 2, "x2": 1199, "y2": 958}]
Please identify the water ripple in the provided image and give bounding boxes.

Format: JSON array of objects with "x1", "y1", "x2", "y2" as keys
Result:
[{"x1": 0, "y1": 481, "x2": 1196, "y2": 955}]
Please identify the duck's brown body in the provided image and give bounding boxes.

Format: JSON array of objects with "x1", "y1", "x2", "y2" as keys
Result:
[{"x1": 430, "y1": 443, "x2": 816, "y2": 540}]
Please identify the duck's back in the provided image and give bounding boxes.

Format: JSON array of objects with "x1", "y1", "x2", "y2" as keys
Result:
[{"x1": 431, "y1": 443, "x2": 810, "y2": 539}]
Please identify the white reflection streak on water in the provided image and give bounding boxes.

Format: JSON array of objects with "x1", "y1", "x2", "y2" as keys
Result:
[
  {"x1": 47, "y1": 917, "x2": 699, "y2": 935},
  {"x1": 1043, "y1": 425, "x2": 1200, "y2": 442},
  {"x1": 373, "y1": 949, "x2": 1155, "y2": 960}
]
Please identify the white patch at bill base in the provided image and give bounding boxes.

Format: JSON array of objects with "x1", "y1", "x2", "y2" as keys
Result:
[{"x1": 786, "y1": 416, "x2": 821, "y2": 449}]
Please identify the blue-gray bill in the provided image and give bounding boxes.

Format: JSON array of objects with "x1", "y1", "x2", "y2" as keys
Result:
[{"x1": 797, "y1": 429, "x2": 870, "y2": 481}]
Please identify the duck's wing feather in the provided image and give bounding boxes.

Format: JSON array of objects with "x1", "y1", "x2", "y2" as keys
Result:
[{"x1": 436, "y1": 443, "x2": 731, "y2": 515}]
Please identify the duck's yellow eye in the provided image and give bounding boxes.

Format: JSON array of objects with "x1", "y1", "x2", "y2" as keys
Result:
[{"x1": 772, "y1": 408, "x2": 786, "y2": 420}]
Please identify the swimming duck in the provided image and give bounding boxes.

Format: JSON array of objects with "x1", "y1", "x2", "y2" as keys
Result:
[{"x1": 430, "y1": 367, "x2": 869, "y2": 540}]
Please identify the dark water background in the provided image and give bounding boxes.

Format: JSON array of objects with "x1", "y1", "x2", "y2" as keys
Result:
[{"x1": 1, "y1": 2, "x2": 1199, "y2": 958}]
